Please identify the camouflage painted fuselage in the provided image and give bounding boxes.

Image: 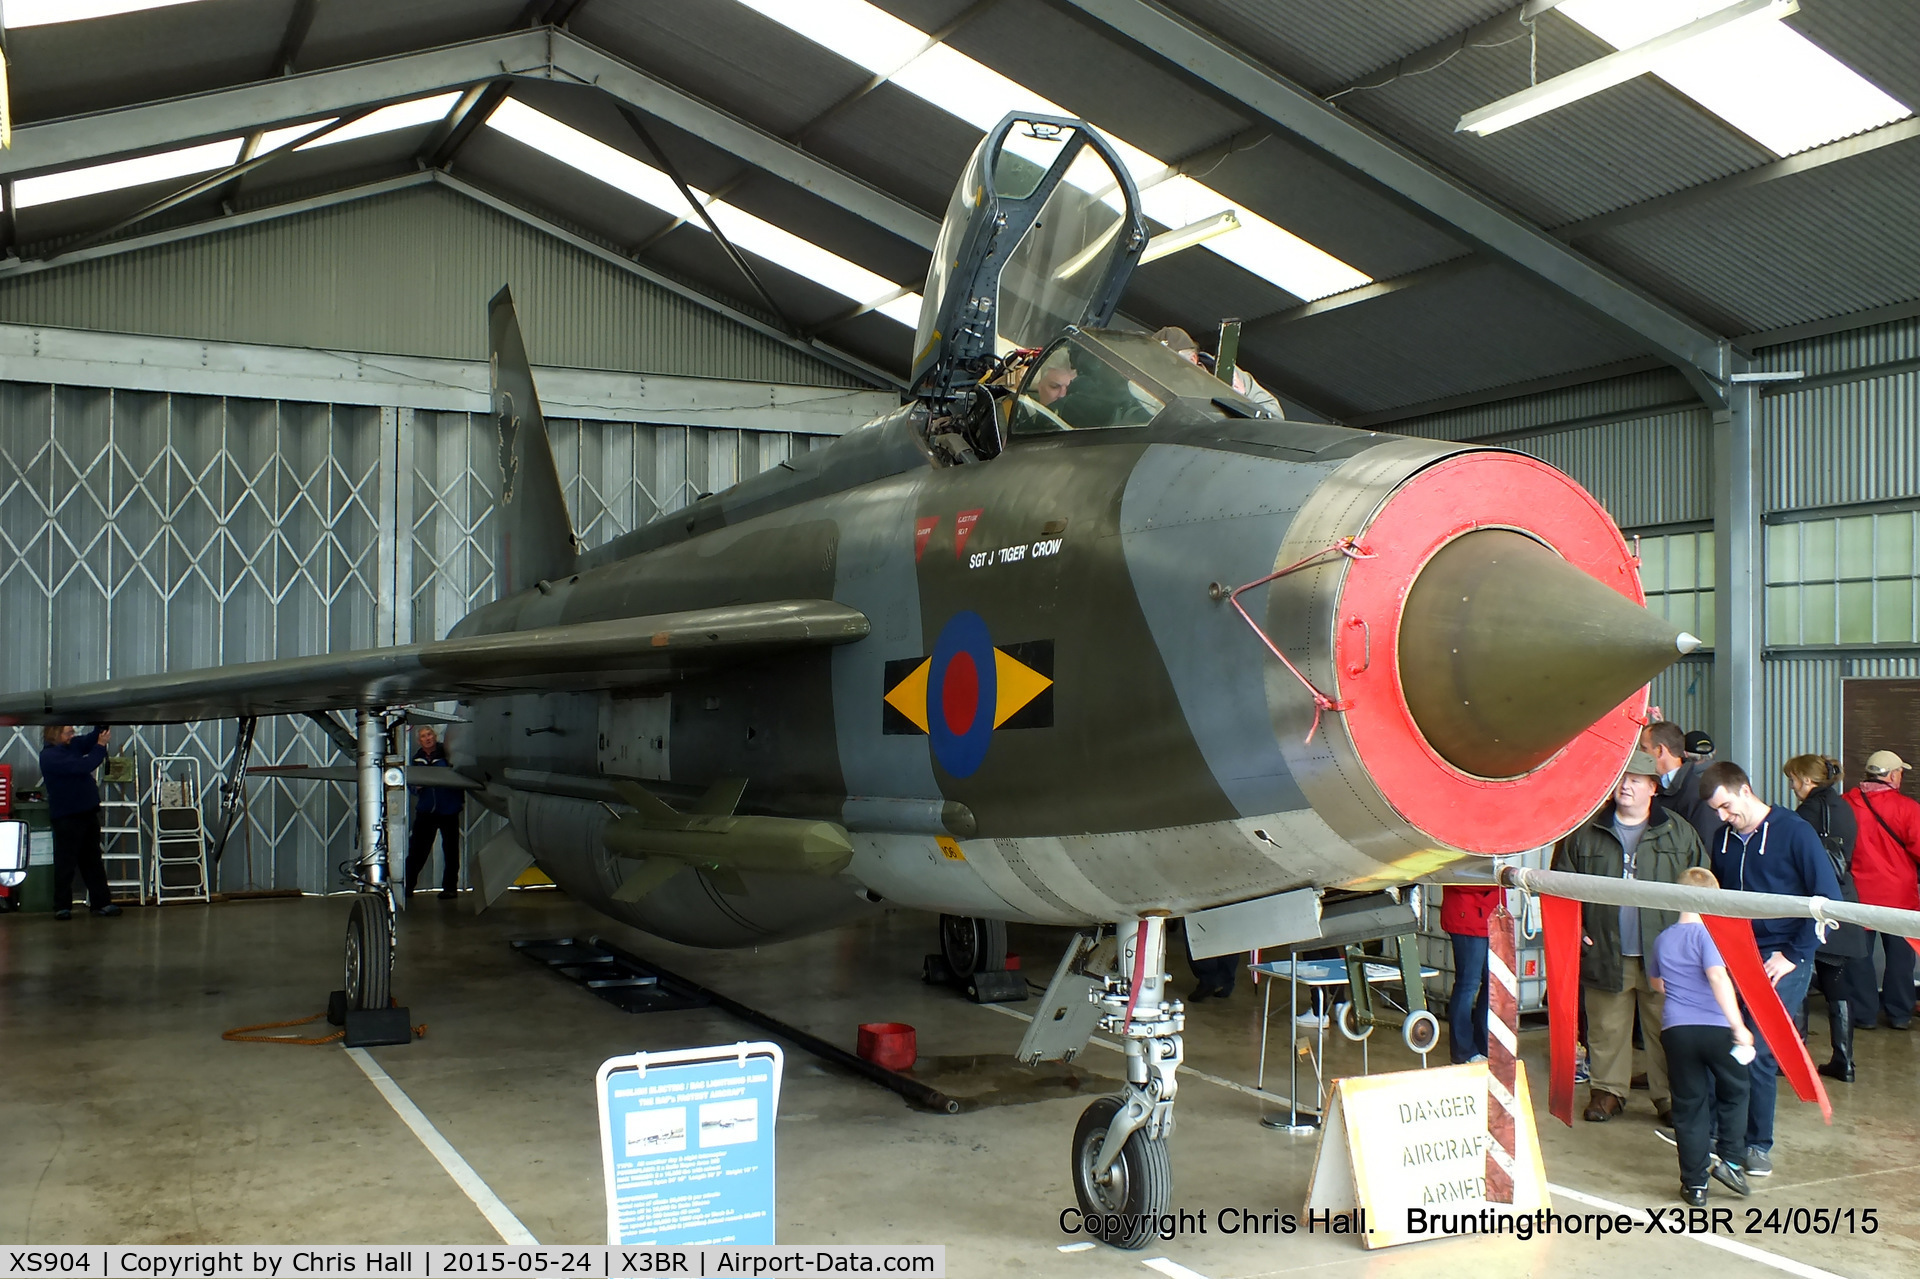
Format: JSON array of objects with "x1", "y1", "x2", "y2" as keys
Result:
[{"x1": 449, "y1": 403, "x2": 1475, "y2": 947}]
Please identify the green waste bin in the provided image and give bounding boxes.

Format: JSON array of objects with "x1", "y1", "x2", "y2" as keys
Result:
[{"x1": 16, "y1": 799, "x2": 54, "y2": 913}]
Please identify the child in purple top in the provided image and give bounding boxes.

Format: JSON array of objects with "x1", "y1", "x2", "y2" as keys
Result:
[{"x1": 1647, "y1": 867, "x2": 1754, "y2": 1204}]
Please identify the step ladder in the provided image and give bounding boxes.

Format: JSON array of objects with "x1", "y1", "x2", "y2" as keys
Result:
[
  {"x1": 148, "y1": 755, "x2": 211, "y2": 904},
  {"x1": 100, "y1": 752, "x2": 147, "y2": 905}
]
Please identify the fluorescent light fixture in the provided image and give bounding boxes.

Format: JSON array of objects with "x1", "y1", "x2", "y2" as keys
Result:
[
  {"x1": 1457, "y1": 0, "x2": 1799, "y2": 136},
  {"x1": 3, "y1": 0, "x2": 207, "y2": 26},
  {"x1": 486, "y1": 98, "x2": 921, "y2": 326},
  {"x1": 1139, "y1": 209, "x2": 1241, "y2": 266},
  {"x1": 735, "y1": 0, "x2": 1371, "y2": 301},
  {"x1": 14, "y1": 138, "x2": 239, "y2": 209},
  {"x1": 1558, "y1": 0, "x2": 1911, "y2": 155}
]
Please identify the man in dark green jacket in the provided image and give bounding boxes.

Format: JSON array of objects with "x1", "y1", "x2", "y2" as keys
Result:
[{"x1": 1553, "y1": 750, "x2": 1709, "y2": 1125}]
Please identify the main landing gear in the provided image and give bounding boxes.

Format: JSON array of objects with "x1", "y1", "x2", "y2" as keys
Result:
[
  {"x1": 1070, "y1": 912, "x2": 1181, "y2": 1250},
  {"x1": 344, "y1": 708, "x2": 400, "y2": 1013}
]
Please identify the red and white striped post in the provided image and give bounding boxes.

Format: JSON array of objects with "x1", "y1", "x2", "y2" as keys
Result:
[{"x1": 1484, "y1": 901, "x2": 1520, "y2": 1204}]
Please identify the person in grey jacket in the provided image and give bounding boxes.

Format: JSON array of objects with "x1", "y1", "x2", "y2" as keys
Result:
[
  {"x1": 1553, "y1": 749, "x2": 1709, "y2": 1124},
  {"x1": 1642, "y1": 721, "x2": 1721, "y2": 849}
]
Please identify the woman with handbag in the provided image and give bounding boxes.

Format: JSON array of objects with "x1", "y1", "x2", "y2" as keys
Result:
[{"x1": 1784, "y1": 754, "x2": 1872, "y2": 1081}]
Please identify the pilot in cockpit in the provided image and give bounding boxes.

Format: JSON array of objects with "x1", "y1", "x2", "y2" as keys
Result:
[{"x1": 1030, "y1": 361, "x2": 1076, "y2": 406}]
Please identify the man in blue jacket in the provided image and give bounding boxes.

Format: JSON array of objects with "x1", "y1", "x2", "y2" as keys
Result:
[
  {"x1": 405, "y1": 725, "x2": 465, "y2": 900},
  {"x1": 38, "y1": 724, "x2": 122, "y2": 920},
  {"x1": 1701, "y1": 760, "x2": 1841, "y2": 1179}
]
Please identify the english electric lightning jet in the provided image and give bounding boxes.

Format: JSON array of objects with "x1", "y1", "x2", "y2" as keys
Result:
[{"x1": 11, "y1": 114, "x2": 1901, "y2": 1248}]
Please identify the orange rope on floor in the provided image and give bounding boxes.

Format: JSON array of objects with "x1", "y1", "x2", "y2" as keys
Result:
[
  {"x1": 221, "y1": 1009, "x2": 428, "y2": 1045},
  {"x1": 222, "y1": 1012, "x2": 344, "y2": 1046}
]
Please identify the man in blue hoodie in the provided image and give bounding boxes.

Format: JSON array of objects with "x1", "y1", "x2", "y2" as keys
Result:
[
  {"x1": 38, "y1": 724, "x2": 122, "y2": 920},
  {"x1": 1700, "y1": 760, "x2": 1841, "y2": 1179}
]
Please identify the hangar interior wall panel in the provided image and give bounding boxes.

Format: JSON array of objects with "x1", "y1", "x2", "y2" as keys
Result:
[
  {"x1": 0, "y1": 185, "x2": 864, "y2": 389},
  {"x1": 1, "y1": 380, "x2": 835, "y2": 894}
]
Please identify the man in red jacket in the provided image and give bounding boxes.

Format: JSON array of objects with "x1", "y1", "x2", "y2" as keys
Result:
[
  {"x1": 1846, "y1": 750, "x2": 1920, "y2": 1030},
  {"x1": 1443, "y1": 884, "x2": 1503, "y2": 1064}
]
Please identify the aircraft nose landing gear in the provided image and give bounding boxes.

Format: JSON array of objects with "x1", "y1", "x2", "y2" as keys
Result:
[{"x1": 1070, "y1": 912, "x2": 1181, "y2": 1250}]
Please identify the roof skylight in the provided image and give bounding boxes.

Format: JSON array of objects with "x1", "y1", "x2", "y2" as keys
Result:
[
  {"x1": 1556, "y1": 0, "x2": 1911, "y2": 155},
  {"x1": 735, "y1": 0, "x2": 1372, "y2": 302},
  {"x1": 486, "y1": 99, "x2": 923, "y2": 327},
  {"x1": 12, "y1": 94, "x2": 466, "y2": 211},
  {"x1": 14, "y1": 139, "x2": 239, "y2": 209},
  {"x1": 3, "y1": 0, "x2": 207, "y2": 27}
]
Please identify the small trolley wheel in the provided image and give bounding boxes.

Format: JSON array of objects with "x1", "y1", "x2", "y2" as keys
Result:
[
  {"x1": 1334, "y1": 1000, "x2": 1374, "y2": 1042},
  {"x1": 939, "y1": 914, "x2": 1007, "y2": 977},
  {"x1": 1071, "y1": 1096, "x2": 1172, "y2": 1250},
  {"x1": 1403, "y1": 1009, "x2": 1441, "y2": 1056},
  {"x1": 344, "y1": 894, "x2": 393, "y2": 1012}
]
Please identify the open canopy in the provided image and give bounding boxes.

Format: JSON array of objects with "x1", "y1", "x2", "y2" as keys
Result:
[{"x1": 910, "y1": 113, "x2": 1146, "y2": 402}]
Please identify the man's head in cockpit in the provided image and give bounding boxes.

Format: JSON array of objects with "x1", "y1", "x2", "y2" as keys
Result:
[{"x1": 1032, "y1": 364, "x2": 1077, "y2": 405}]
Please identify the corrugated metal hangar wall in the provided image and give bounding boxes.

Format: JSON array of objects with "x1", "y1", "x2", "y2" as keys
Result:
[{"x1": 0, "y1": 188, "x2": 890, "y2": 894}]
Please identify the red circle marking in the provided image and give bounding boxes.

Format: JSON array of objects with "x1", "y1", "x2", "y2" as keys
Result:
[
  {"x1": 942, "y1": 652, "x2": 979, "y2": 736},
  {"x1": 1332, "y1": 451, "x2": 1647, "y2": 855}
]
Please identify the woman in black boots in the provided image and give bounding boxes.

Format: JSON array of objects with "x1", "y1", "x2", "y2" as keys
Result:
[{"x1": 1784, "y1": 754, "x2": 1871, "y2": 1082}]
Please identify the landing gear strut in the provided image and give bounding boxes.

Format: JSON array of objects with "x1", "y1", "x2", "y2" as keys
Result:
[
  {"x1": 344, "y1": 707, "x2": 399, "y2": 1011},
  {"x1": 1070, "y1": 912, "x2": 1180, "y2": 1249}
]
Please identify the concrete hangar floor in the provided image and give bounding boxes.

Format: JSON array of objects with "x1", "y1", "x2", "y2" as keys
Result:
[{"x1": 2, "y1": 894, "x2": 1915, "y2": 1278}]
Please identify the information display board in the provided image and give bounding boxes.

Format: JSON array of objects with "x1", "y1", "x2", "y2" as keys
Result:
[{"x1": 596, "y1": 1041, "x2": 784, "y2": 1246}]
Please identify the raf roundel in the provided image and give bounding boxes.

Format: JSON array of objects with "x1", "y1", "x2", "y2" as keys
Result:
[{"x1": 927, "y1": 611, "x2": 998, "y2": 778}]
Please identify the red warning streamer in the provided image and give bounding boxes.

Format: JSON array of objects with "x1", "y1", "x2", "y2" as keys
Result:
[
  {"x1": 1700, "y1": 914, "x2": 1832, "y2": 1124},
  {"x1": 1542, "y1": 893, "x2": 1582, "y2": 1128},
  {"x1": 1484, "y1": 902, "x2": 1520, "y2": 1204}
]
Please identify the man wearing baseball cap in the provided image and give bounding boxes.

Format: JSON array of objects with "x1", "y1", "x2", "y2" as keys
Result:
[
  {"x1": 1553, "y1": 750, "x2": 1709, "y2": 1125},
  {"x1": 1845, "y1": 750, "x2": 1920, "y2": 1030}
]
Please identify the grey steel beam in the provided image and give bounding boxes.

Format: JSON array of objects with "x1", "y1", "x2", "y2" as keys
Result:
[
  {"x1": 436, "y1": 174, "x2": 905, "y2": 390},
  {"x1": 550, "y1": 34, "x2": 937, "y2": 249},
  {"x1": 0, "y1": 30, "x2": 939, "y2": 252},
  {"x1": 0, "y1": 30, "x2": 554, "y2": 181},
  {"x1": 1246, "y1": 255, "x2": 1478, "y2": 329},
  {"x1": 1059, "y1": 0, "x2": 1732, "y2": 403},
  {"x1": 0, "y1": 172, "x2": 438, "y2": 278},
  {"x1": 1712, "y1": 368, "x2": 1763, "y2": 774}
]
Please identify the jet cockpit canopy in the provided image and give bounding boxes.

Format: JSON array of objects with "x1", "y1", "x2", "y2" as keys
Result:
[{"x1": 910, "y1": 113, "x2": 1147, "y2": 403}]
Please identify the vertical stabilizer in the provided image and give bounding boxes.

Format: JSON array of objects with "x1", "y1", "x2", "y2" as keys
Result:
[{"x1": 489, "y1": 286, "x2": 578, "y2": 597}]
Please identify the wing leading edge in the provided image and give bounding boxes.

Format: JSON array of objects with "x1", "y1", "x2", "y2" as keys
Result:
[{"x1": 0, "y1": 600, "x2": 869, "y2": 725}]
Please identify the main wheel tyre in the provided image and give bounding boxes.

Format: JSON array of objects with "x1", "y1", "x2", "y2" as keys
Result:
[
  {"x1": 1334, "y1": 1000, "x2": 1374, "y2": 1042},
  {"x1": 344, "y1": 895, "x2": 392, "y2": 1012},
  {"x1": 1071, "y1": 1096, "x2": 1172, "y2": 1250},
  {"x1": 939, "y1": 914, "x2": 1007, "y2": 977},
  {"x1": 1403, "y1": 1009, "x2": 1441, "y2": 1055}
]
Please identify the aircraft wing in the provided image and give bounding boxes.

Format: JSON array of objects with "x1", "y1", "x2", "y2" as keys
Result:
[{"x1": 0, "y1": 600, "x2": 868, "y2": 725}]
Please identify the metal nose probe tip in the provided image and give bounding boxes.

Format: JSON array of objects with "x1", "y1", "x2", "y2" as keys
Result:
[{"x1": 1398, "y1": 529, "x2": 1694, "y2": 780}]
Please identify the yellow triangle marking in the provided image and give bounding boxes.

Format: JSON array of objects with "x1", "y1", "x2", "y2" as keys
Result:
[
  {"x1": 884, "y1": 657, "x2": 932, "y2": 733},
  {"x1": 994, "y1": 648, "x2": 1053, "y2": 727}
]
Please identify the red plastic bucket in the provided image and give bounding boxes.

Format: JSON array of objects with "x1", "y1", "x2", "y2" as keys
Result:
[{"x1": 856, "y1": 1022, "x2": 917, "y2": 1072}]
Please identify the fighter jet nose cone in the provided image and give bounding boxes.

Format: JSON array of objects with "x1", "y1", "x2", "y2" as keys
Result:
[{"x1": 1399, "y1": 529, "x2": 1688, "y2": 780}]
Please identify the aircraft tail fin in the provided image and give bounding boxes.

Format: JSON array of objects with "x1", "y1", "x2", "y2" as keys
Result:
[{"x1": 489, "y1": 286, "x2": 579, "y2": 597}]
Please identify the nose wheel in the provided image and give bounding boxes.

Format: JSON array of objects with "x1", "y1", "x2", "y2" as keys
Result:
[
  {"x1": 1071, "y1": 1095, "x2": 1170, "y2": 1249},
  {"x1": 1070, "y1": 913, "x2": 1184, "y2": 1250}
]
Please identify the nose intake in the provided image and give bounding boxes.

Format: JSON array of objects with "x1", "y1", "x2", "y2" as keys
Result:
[{"x1": 1399, "y1": 529, "x2": 1694, "y2": 779}]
